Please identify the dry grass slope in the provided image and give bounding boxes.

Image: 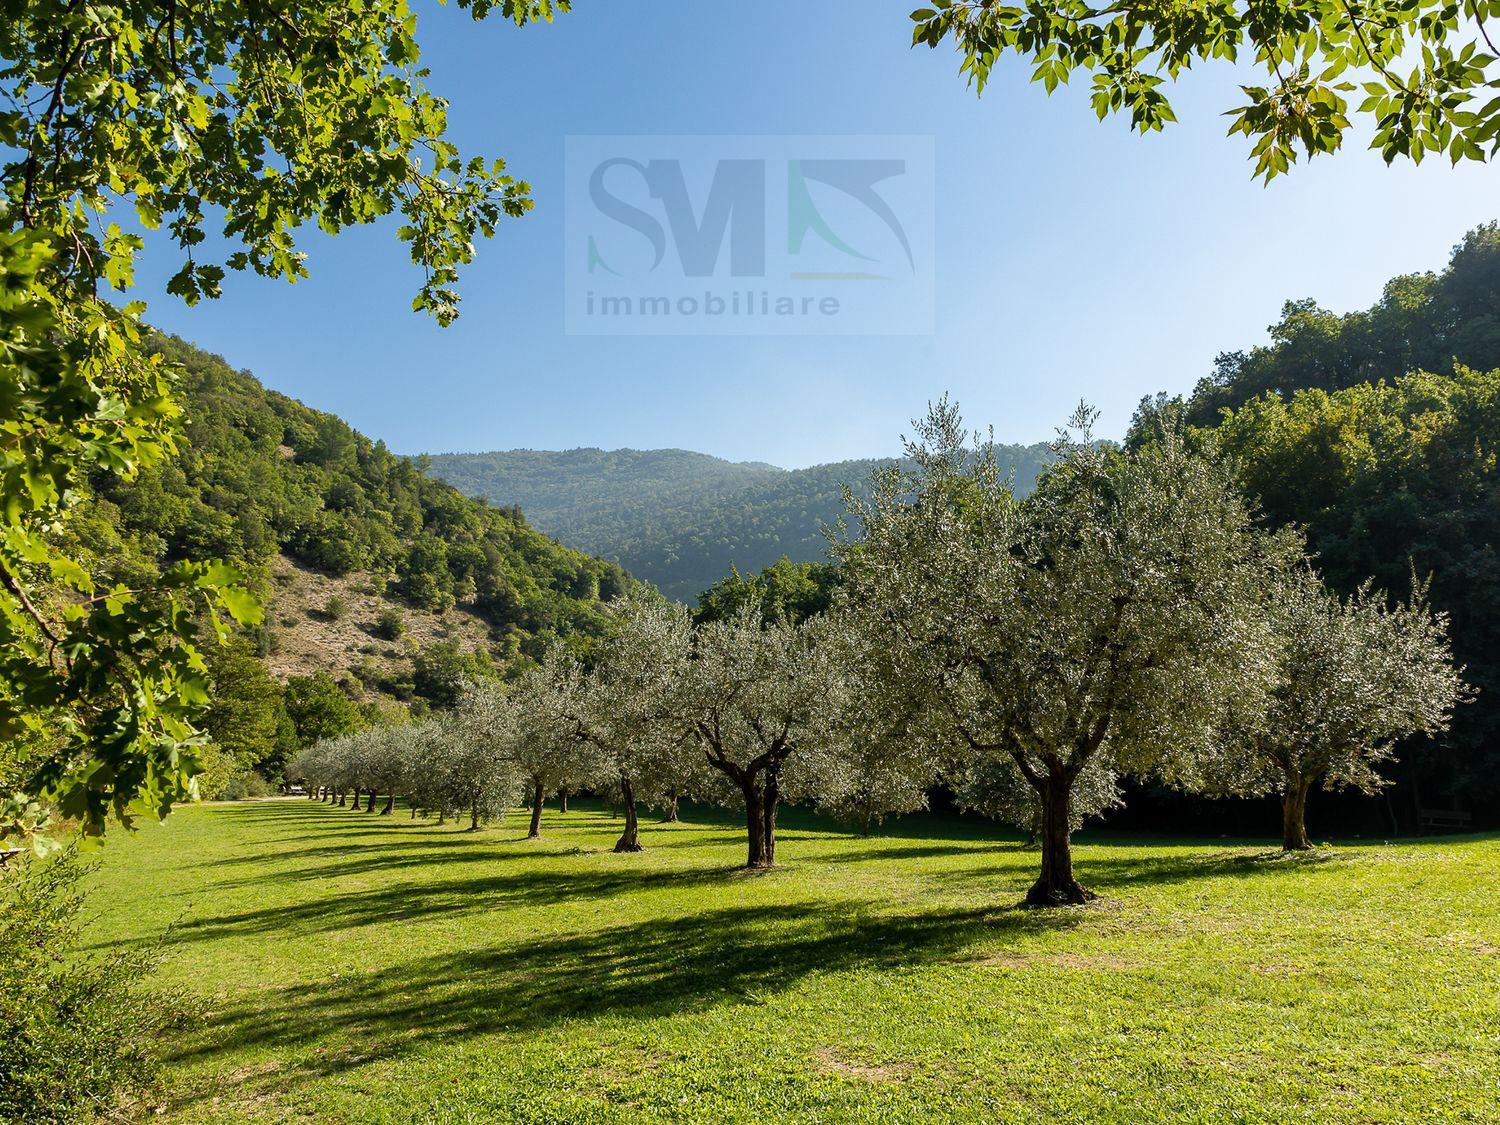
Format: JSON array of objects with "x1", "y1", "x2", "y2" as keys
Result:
[{"x1": 262, "y1": 556, "x2": 497, "y2": 695}]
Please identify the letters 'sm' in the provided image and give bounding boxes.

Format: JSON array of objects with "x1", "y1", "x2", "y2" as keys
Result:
[{"x1": 590, "y1": 158, "x2": 766, "y2": 278}]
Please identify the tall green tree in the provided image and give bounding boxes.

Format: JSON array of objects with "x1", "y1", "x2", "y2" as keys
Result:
[
  {"x1": 282, "y1": 673, "x2": 362, "y2": 749},
  {"x1": 1, "y1": 0, "x2": 570, "y2": 839},
  {"x1": 913, "y1": 1, "x2": 1500, "y2": 179}
]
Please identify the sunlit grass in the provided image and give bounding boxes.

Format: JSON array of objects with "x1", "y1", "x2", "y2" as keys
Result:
[{"x1": 85, "y1": 799, "x2": 1500, "y2": 1123}]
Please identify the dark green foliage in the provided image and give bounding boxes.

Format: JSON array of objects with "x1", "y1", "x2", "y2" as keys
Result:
[
  {"x1": 413, "y1": 643, "x2": 497, "y2": 709},
  {"x1": 1210, "y1": 366, "x2": 1500, "y2": 818},
  {"x1": 1144, "y1": 224, "x2": 1500, "y2": 822},
  {"x1": 0, "y1": 851, "x2": 180, "y2": 1123},
  {"x1": 427, "y1": 446, "x2": 1055, "y2": 602},
  {"x1": 201, "y1": 639, "x2": 289, "y2": 783},
  {"x1": 282, "y1": 674, "x2": 364, "y2": 748},
  {"x1": 375, "y1": 608, "x2": 406, "y2": 641},
  {"x1": 696, "y1": 558, "x2": 842, "y2": 626},
  {"x1": 1186, "y1": 224, "x2": 1500, "y2": 426}
]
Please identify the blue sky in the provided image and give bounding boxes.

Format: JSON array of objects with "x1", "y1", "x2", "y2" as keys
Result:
[{"x1": 134, "y1": 2, "x2": 1500, "y2": 469}]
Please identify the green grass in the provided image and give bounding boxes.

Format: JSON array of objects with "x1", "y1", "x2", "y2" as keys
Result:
[{"x1": 84, "y1": 799, "x2": 1499, "y2": 1123}]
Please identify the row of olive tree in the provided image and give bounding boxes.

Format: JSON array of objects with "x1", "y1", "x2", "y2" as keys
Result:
[{"x1": 289, "y1": 401, "x2": 1469, "y2": 906}]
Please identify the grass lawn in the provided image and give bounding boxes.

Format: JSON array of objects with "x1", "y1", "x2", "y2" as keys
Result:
[{"x1": 84, "y1": 798, "x2": 1499, "y2": 1123}]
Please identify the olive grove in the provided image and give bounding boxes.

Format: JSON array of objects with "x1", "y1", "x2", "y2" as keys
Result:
[{"x1": 285, "y1": 403, "x2": 1468, "y2": 905}]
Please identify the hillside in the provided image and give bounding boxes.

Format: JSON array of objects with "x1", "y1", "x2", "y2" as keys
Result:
[
  {"x1": 427, "y1": 445, "x2": 1056, "y2": 601},
  {"x1": 68, "y1": 335, "x2": 634, "y2": 787}
]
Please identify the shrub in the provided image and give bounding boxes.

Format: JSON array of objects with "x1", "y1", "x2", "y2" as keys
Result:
[
  {"x1": 0, "y1": 851, "x2": 183, "y2": 1123},
  {"x1": 321, "y1": 595, "x2": 349, "y2": 622},
  {"x1": 220, "y1": 771, "x2": 275, "y2": 801},
  {"x1": 375, "y1": 607, "x2": 406, "y2": 641}
]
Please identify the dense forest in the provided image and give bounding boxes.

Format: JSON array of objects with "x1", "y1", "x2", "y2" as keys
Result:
[
  {"x1": 63, "y1": 336, "x2": 634, "y2": 795},
  {"x1": 1147, "y1": 222, "x2": 1500, "y2": 826},
  {"x1": 426, "y1": 445, "x2": 1057, "y2": 600}
]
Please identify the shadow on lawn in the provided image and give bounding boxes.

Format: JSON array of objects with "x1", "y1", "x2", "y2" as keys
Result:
[
  {"x1": 167, "y1": 897, "x2": 1082, "y2": 1109},
  {"x1": 169, "y1": 863, "x2": 761, "y2": 942}
]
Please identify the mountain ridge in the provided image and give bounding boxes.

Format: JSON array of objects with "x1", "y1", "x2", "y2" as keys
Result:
[{"x1": 426, "y1": 444, "x2": 1056, "y2": 601}]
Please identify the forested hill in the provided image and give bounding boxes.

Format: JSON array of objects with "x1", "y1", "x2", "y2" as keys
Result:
[
  {"x1": 72, "y1": 334, "x2": 633, "y2": 785},
  {"x1": 1184, "y1": 222, "x2": 1500, "y2": 425},
  {"x1": 426, "y1": 445, "x2": 1057, "y2": 601}
]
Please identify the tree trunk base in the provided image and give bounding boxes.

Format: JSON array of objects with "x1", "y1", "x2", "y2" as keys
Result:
[
  {"x1": 613, "y1": 839, "x2": 644, "y2": 853},
  {"x1": 1023, "y1": 877, "x2": 1097, "y2": 908}
]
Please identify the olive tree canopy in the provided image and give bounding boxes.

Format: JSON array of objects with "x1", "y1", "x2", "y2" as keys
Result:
[
  {"x1": 1202, "y1": 570, "x2": 1470, "y2": 849},
  {"x1": 839, "y1": 400, "x2": 1287, "y2": 905},
  {"x1": 683, "y1": 606, "x2": 847, "y2": 869}
]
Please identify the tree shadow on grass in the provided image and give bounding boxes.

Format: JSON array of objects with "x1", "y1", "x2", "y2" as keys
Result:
[
  {"x1": 165, "y1": 898, "x2": 1083, "y2": 1113},
  {"x1": 915, "y1": 843, "x2": 1363, "y2": 902},
  {"x1": 1076, "y1": 848, "x2": 1357, "y2": 891},
  {"x1": 155, "y1": 863, "x2": 767, "y2": 944}
]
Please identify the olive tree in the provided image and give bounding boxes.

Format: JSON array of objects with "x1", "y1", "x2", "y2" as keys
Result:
[
  {"x1": 364, "y1": 727, "x2": 411, "y2": 816},
  {"x1": 505, "y1": 669, "x2": 603, "y2": 839},
  {"x1": 1207, "y1": 571, "x2": 1469, "y2": 849},
  {"x1": 839, "y1": 400, "x2": 1285, "y2": 905},
  {"x1": 438, "y1": 698, "x2": 526, "y2": 831},
  {"x1": 815, "y1": 613, "x2": 940, "y2": 836},
  {"x1": 564, "y1": 597, "x2": 701, "y2": 852},
  {"x1": 683, "y1": 606, "x2": 846, "y2": 868}
]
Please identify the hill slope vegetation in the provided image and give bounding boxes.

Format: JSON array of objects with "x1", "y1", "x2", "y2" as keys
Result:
[{"x1": 65, "y1": 336, "x2": 633, "y2": 788}]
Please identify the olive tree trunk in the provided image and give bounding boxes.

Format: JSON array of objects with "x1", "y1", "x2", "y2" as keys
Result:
[
  {"x1": 381, "y1": 793, "x2": 395, "y2": 815},
  {"x1": 527, "y1": 781, "x2": 544, "y2": 839},
  {"x1": 558, "y1": 789, "x2": 569, "y2": 813},
  {"x1": 738, "y1": 769, "x2": 780, "y2": 869},
  {"x1": 741, "y1": 780, "x2": 769, "y2": 868},
  {"x1": 1282, "y1": 774, "x2": 1314, "y2": 851},
  {"x1": 614, "y1": 775, "x2": 643, "y2": 852},
  {"x1": 661, "y1": 790, "x2": 680, "y2": 823},
  {"x1": 1024, "y1": 774, "x2": 1095, "y2": 907}
]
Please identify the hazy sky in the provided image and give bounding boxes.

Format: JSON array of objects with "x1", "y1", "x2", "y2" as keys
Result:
[{"x1": 133, "y1": 2, "x2": 1500, "y2": 469}]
